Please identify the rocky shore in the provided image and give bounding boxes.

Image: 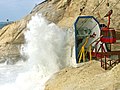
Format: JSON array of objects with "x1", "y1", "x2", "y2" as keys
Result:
[
  {"x1": 0, "y1": 0, "x2": 120, "y2": 89},
  {"x1": 45, "y1": 61, "x2": 120, "y2": 90},
  {"x1": 1, "y1": 0, "x2": 120, "y2": 63}
]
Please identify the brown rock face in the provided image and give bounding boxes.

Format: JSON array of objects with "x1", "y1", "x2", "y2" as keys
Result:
[{"x1": 0, "y1": 0, "x2": 120, "y2": 63}]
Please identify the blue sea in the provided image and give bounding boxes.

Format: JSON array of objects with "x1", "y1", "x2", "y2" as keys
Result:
[{"x1": 0, "y1": 22, "x2": 12, "y2": 29}]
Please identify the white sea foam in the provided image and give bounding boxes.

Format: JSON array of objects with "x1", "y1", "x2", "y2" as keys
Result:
[{"x1": 0, "y1": 14, "x2": 73, "y2": 90}]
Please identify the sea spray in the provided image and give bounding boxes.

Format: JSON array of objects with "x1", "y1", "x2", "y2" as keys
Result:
[
  {"x1": 20, "y1": 13, "x2": 68, "y2": 89},
  {"x1": 0, "y1": 13, "x2": 70, "y2": 90},
  {"x1": 24, "y1": 13, "x2": 68, "y2": 70}
]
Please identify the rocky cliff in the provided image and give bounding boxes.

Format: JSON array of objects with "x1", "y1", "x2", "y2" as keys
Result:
[{"x1": 0, "y1": 0, "x2": 120, "y2": 62}]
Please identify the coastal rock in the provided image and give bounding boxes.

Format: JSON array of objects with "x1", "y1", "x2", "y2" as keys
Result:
[
  {"x1": 0, "y1": 0, "x2": 120, "y2": 89},
  {"x1": 0, "y1": 0, "x2": 120, "y2": 62},
  {"x1": 45, "y1": 61, "x2": 120, "y2": 90}
]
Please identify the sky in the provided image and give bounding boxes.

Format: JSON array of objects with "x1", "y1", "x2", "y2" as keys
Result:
[{"x1": 0, "y1": 0, "x2": 45, "y2": 22}]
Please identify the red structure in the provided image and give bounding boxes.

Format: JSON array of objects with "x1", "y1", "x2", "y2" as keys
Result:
[
  {"x1": 99, "y1": 10, "x2": 120, "y2": 70},
  {"x1": 101, "y1": 10, "x2": 116, "y2": 44},
  {"x1": 91, "y1": 10, "x2": 120, "y2": 70},
  {"x1": 100, "y1": 28, "x2": 116, "y2": 44}
]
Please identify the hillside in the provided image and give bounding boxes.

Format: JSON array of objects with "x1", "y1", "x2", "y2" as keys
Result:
[{"x1": 0, "y1": 0, "x2": 120, "y2": 62}]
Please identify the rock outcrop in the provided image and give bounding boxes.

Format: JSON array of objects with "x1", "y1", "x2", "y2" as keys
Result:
[
  {"x1": 0, "y1": 0, "x2": 120, "y2": 62},
  {"x1": 45, "y1": 61, "x2": 120, "y2": 90}
]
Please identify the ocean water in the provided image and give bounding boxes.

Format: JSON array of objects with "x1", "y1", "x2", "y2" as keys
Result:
[
  {"x1": 0, "y1": 14, "x2": 75, "y2": 90},
  {"x1": 0, "y1": 22, "x2": 12, "y2": 29}
]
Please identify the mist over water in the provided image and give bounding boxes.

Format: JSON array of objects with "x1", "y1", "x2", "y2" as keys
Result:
[{"x1": 0, "y1": 14, "x2": 72, "y2": 90}]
